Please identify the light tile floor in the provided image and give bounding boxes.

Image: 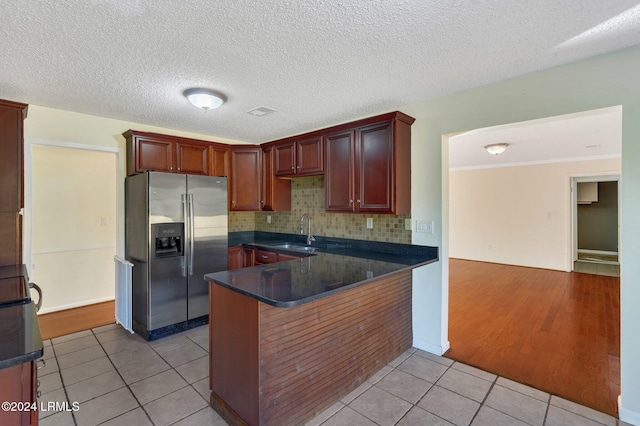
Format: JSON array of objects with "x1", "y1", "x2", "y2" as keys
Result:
[{"x1": 37, "y1": 324, "x2": 627, "y2": 426}]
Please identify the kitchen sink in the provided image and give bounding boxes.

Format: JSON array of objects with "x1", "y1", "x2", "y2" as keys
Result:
[{"x1": 268, "y1": 243, "x2": 317, "y2": 253}]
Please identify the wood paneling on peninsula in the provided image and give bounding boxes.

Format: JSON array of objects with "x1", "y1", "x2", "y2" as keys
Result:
[{"x1": 209, "y1": 270, "x2": 412, "y2": 425}]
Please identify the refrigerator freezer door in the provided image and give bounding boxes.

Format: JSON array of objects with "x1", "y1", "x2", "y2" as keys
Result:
[
  {"x1": 187, "y1": 175, "x2": 228, "y2": 319},
  {"x1": 148, "y1": 172, "x2": 189, "y2": 328},
  {"x1": 149, "y1": 172, "x2": 186, "y2": 224}
]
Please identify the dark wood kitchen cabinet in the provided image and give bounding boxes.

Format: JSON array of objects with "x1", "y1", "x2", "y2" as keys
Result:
[
  {"x1": 0, "y1": 100, "x2": 27, "y2": 213},
  {"x1": 229, "y1": 147, "x2": 262, "y2": 211},
  {"x1": 209, "y1": 145, "x2": 230, "y2": 177},
  {"x1": 125, "y1": 130, "x2": 229, "y2": 177},
  {"x1": 0, "y1": 99, "x2": 27, "y2": 267},
  {"x1": 228, "y1": 246, "x2": 244, "y2": 270},
  {"x1": 325, "y1": 112, "x2": 414, "y2": 214},
  {"x1": 0, "y1": 361, "x2": 38, "y2": 426},
  {"x1": 243, "y1": 247, "x2": 256, "y2": 267},
  {"x1": 261, "y1": 146, "x2": 291, "y2": 211},
  {"x1": 274, "y1": 136, "x2": 323, "y2": 177}
]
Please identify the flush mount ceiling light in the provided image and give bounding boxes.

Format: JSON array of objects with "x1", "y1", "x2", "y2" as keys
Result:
[
  {"x1": 484, "y1": 143, "x2": 509, "y2": 155},
  {"x1": 183, "y1": 88, "x2": 227, "y2": 111}
]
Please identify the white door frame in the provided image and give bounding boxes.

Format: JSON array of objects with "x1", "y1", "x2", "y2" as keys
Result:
[
  {"x1": 23, "y1": 138, "x2": 119, "y2": 276},
  {"x1": 569, "y1": 173, "x2": 620, "y2": 271}
]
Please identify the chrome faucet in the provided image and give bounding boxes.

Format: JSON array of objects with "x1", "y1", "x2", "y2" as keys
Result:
[{"x1": 300, "y1": 214, "x2": 316, "y2": 245}]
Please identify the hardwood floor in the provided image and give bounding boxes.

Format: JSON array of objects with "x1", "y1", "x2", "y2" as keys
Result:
[
  {"x1": 38, "y1": 300, "x2": 115, "y2": 340},
  {"x1": 445, "y1": 258, "x2": 620, "y2": 416}
]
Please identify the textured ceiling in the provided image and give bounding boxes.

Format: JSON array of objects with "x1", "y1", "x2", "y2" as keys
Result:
[{"x1": 1, "y1": 1, "x2": 639, "y2": 143}]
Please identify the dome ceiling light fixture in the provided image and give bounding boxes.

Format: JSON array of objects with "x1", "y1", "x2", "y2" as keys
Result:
[
  {"x1": 484, "y1": 143, "x2": 509, "y2": 155},
  {"x1": 183, "y1": 88, "x2": 227, "y2": 111}
]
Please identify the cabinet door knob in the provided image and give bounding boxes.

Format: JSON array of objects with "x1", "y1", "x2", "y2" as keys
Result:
[
  {"x1": 357, "y1": 199, "x2": 361, "y2": 203},
  {"x1": 296, "y1": 165, "x2": 300, "y2": 169},
  {"x1": 291, "y1": 167, "x2": 295, "y2": 170},
  {"x1": 349, "y1": 199, "x2": 353, "y2": 204}
]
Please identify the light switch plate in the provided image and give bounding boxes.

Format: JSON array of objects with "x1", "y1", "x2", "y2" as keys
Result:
[
  {"x1": 416, "y1": 220, "x2": 434, "y2": 234},
  {"x1": 366, "y1": 217, "x2": 373, "y2": 229},
  {"x1": 404, "y1": 219, "x2": 412, "y2": 231},
  {"x1": 267, "y1": 215, "x2": 272, "y2": 224}
]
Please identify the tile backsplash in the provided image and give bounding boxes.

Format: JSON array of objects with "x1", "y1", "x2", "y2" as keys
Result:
[{"x1": 228, "y1": 176, "x2": 411, "y2": 244}]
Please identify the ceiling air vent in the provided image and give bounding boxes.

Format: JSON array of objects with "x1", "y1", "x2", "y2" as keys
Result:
[{"x1": 247, "y1": 106, "x2": 276, "y2": 117}]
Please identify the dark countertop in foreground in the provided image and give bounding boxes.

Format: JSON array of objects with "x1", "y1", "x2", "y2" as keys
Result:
[
  {"x1": 0, "y1": 265, "x2": 44, "y2": 369},
  {"x1": 0, "y1": 302, "x2": 43, "y2": 369},
  {"x1": 206, "y1": 232, "x2": 438, "y2": 307}
]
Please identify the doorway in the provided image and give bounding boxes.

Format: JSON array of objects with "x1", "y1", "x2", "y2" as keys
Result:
[
  {"x1": 571, "y1": 176, "x2": 620, "y2": 276},
  {"x1": 23, "y1": 140, "x2": 117, "y2": 313},
  {"x1": 446, "y1": 107, "x2": 622, "y2": 415}
]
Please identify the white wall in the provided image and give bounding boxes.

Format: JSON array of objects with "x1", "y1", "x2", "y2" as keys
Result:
[
  {"x1": 30, "y1": 145, "x2": 116, "y2": 312},
  {"x1": 404, "y1": 45, "x2": 640, "y2": 424},
  {"x1": 449, "y1": 158, "x2": 620, "y2": 271}
]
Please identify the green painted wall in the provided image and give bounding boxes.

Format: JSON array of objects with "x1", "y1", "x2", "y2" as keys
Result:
[{"x1": 402, "y1": 44, "x2": 640, "y2": 422}]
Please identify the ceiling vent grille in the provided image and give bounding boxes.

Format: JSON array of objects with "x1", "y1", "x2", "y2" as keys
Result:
[{"x1": 247, "y1": 106, "x2": 276, "y2": 117}]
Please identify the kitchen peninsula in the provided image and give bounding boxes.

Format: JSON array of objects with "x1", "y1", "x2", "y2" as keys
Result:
[{"x1": 205, "y1": 237, "x2": 437, "y2": 426}]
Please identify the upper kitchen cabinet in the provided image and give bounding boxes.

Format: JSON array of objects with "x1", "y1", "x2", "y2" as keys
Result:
[
  {"x1": 274, "y1": 136, "x2": 323, "y2": 177},
  {"x1": 0, "y1": 99, "x2": 27, "y2": 267},
  {"x1": 262, "y1": 146, "x2": 291, "y2": 211},
  {"x1": 229, "y1": 147, "x2": 262, "y2": 211},
  {"x1": 0, "y1": 99, "x2": 28, "y2": 212},
  {"x1": 324, "y1": 130, "x2": 355, "y2": 211},
  {"x1": 125, "y1": 130, "x2": 227, "y2": 176},
  {"x1": 210, "y1": 145, "x2": 230, "y2": 178},
  {"x1": 325, "y1": 111, "x2": 415, "y2": 214}
]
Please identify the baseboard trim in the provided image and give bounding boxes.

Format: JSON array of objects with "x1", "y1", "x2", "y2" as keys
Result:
[
  {"x1": 413, "y1": 338, "x2": 450, "y2": 356},
  {"x1": 578, "y1": 249, "x2": 618, "y2": 256},
  {"x1": 37, "y1": 300, "x2": 115, "y2": 340},
  {"x1": 619, "y1": 395, "x2": 640, "y2": 425}
]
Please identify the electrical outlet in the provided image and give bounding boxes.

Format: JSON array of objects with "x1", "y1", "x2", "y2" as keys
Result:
[
  {"x1": 404, "y1": 219, "x2": 412, "y2": 231},
  {"x1": 366, "y1": 217, "x2": 373, "y2": 229},
  {"x1": 267, "y1": 215, "x2": 272, "y2": 224}
]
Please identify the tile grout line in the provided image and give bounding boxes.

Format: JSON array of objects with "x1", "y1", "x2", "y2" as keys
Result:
[
  {"x1": 45, "y1": 326, "x2": 618, "y2": 426},
  {"x1": 90, "y1": 327, "x2": 156, "y2": 426},
  {"x1": 47, "y1": 339, "x2": 78, "y2": 425},
  {"x1": 95, "y1": 326, "x2": 211, "y2": 425}
]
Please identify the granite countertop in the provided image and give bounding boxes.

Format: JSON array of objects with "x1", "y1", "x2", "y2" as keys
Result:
[
  {"x1": 0, "y1": 302, "x2": 44, "y2": 369},
  {"x1": 206, "y1": 232, "x2": 438, "y2": 307},
  {"x1": 0, "y1": 265, "x2": 44, "y2": 369},
  {"x1": 0, "y1": 264, "x2": 31, "y2": 308}
]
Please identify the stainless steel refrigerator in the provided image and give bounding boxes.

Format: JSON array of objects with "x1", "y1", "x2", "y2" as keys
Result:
[{"x1": 125, "y1": 172, "x2": 228, "y2": 340}]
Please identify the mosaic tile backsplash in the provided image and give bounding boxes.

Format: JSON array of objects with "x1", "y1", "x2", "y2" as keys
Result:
[{"x1": 228, "y1": 176, "x2": 411, "y2": 244}]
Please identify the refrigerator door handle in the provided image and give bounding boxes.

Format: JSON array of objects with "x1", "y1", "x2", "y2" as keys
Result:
[
  {"x1": 188, "y1": 192, "x2": 195, "y2": 276},
  {"x1": 181, "y1": 193, "x2": 188, "y2": 277}
]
